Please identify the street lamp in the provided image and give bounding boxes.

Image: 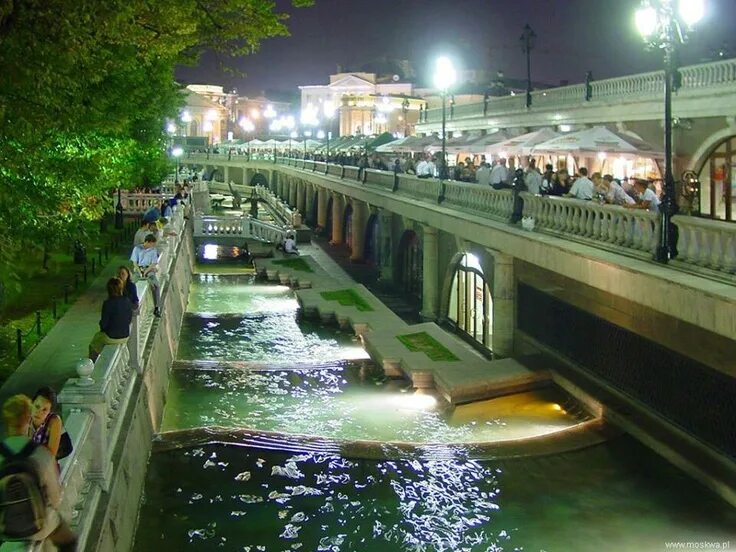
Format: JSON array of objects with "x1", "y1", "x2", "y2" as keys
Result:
[
  {"x1": 172, "y1": 146, "x2": 184, "y2": 183},
  {"x1": 433, "y1": 56, "x2": 457, "y2": 199},
  {"x1": 635, "y1": 0, "x2": 704, "y2": 262},
  {"x1": 303, "y1": 130, "x2": 312, "y2": 159},
  {"x1": 520, "y1": 24, "x2": 536, "y2": 109},
  {"x1": 323, "y1": 101, "x2": 336, "y2": 160},
  {"x1": 289, "y1": 130, "x2": 298, "y2": 158},
  {"x1": 239, "y1": 117, "x2": 255, "y2": 158}
]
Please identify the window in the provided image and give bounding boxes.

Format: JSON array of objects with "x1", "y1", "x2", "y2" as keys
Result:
[
  {"x1": 448, "y1": 253, "x2": 492, "y2": 350},
  {"x1": 697, "y1": 135, "x2": 736, "y2": 221}
]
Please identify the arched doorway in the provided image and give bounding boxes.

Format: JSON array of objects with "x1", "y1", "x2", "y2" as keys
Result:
[
  {"x1": 448, "y1": 253, "x2": 492, "y2": 350},
  {"x1": 397, "y1": 230, "x2": 422, "y2": 302},
  {"x1": 249, "y1": 173, "x2": 269, "y2": 188},
  {"x1": 343, "y1": 203, "x2": 354, "y2": 250},
  {"x1": 364, "y1": 215, "x2": 380, "y2": 266},
  {"x1": 325, "y1": 196, "x2": 333, "y2": 242},
  {"x1": 697, "y1": 135, "x2": 736, "y2": 221}
]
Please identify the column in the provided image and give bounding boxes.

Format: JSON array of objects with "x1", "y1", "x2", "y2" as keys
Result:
[
  {"x1": 304, "y1": 185, "x2": 315, "y2": 226},
  {"x1": 350, "y1": 200, "x2": 369, "y2": 262},
  {"x1": 317, "y1": 187, "x2": 329, "y2": 228},
  {"x1": 289, "y1": 178, "x2": 298, "y2": 208},
  {"x1": 379, "y1": 211, "x2": 394, "y2": 282},
  {"x1": 223, "y1": 165, "x2": 230, "y2": 184},
  {"x1": 420, "y1": 225, "x2": 439, "y2": 321},
  {"x1": 296, "y1": 181, "x2": 307, "y2": 215},
  {"x1": 331, "y1": 193, "x2": 344, "y2": 245},
  {"x1": 242, "y1": 168, "x2": 248, "y2": 186},
  {"x1": 490, "y1": 250, "x2": 514, "y2": 357}
]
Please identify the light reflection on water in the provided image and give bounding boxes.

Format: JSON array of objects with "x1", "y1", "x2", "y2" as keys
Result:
[{"x1": 162, "y1": 366, "x2": 584, "y2": 443}]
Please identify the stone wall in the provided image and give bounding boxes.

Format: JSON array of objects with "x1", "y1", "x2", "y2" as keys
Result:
[{"x1": 58, "y1": 220, "x2": 195, "y2": 552}]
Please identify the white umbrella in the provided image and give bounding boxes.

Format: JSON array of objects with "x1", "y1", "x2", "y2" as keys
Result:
[
  {"x1": 462, "y1": 131, "x2": 514, "y2": 154},
  {"x1": 375, "y1": 137, "x2": 410, "y2": 153},
  {"x1": 484, "y1": 128, "x2": 560, "y2": 156},
  {"x1": 531, "y1": 126, "x2": 663, "y2": 159}
]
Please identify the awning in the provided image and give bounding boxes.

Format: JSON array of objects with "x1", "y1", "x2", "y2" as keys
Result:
[
  {"x1": 531, "y1": 126, "x2": 663, "y2": 159},
  {"x1": 484, "y1": 128, "x2": 560, "y2": 156}
]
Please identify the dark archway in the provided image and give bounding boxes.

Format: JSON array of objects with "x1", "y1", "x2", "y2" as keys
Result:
[
  {"x1": 325, "y1": 196, "x2": 333, "y2": 242},
  {"x1": 397, "y1": 230, "x2": 422, "y2": 303},
  {"x1": 364, "y1": 214, "x2": 380, "y2": 266},
  {"x1": 308, "y1": 190, "x2": 318, "y2": 227},
  {"x1": 249, "y1": 173, "x2": 269, "y2": 188},
  {"x1": 447, "y1": 253, "x2": 492, "y2": 350},
  {"x1": 343, "y1": 203, "x2": 354, "y2": 250}
]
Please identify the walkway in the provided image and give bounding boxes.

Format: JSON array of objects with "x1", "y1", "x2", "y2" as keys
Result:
[{"x1": 0, "y1": 254, "x2": 146, "y2": 411}]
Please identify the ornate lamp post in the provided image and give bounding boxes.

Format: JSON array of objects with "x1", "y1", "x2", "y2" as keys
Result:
[
  {"x1": 635, "y1": 0, "x2": 704, "y2": 262},
  {"x1": 520, "y1": 24, "x2": 536, "y2": 109},
  {"x1": 239, "y1": 117, "x2": 255, "y2": 159},
  {"x1": 433, "y1": 56, "x2": 457, "y2": 201}
]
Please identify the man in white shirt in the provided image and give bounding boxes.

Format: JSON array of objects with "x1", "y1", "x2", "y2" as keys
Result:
[
  {"x1": 283, "y1": 235, "x2": 298, "y2": 255},
  {"x1": 565, "y1": 167, "x2": 594, "y2": 200},
  {"x1": 475, "y1": 162, "x2": 491, "y2": 186},
  {"x1": 489, "y1": 158, "x2": 509, "y2": 189},
  {"x1": 625, "y1": 178, "x2": 660, "y2": 213},
  {"x1": 602, "y1": 175, "x2": 635, "y2": 206},
  {"x1": 130, "y1": 234, "x2": 161, "y2": 316},
  {"x1": 416, "y1": 156, "x2": 434, "y2": 179},
  {"x1": 524, "y1": 159, "x2": 543, "y2": 194}
]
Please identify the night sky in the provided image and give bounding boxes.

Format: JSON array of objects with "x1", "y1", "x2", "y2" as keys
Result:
[{"x1": 176, "y1": 0, "x2": 735, "y2": 97}]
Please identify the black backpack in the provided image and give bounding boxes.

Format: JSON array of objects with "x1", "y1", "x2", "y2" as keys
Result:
[{"x1": 0, "y1": 441, "x2": 46, "y2": 539}]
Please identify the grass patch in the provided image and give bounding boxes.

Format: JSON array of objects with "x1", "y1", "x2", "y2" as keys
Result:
[
  {"x1": 320, "y1": 289, "x2": 374, "y2": 312},
  {"x1": 272, "y1": 257, "x2": 314, "y2": 273},
  {"x1": 397, "y1": 332, "x2": 460, "y2": 362}
]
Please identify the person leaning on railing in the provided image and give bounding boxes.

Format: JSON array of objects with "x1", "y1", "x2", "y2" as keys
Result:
[
  {"x1": 87, "y1": 277, "x2": 133, "y2": 361},
  {"x1": 624, "y1": 178, "x2": 660, "y2": 213},
  {"x1": 129, "y1": 234, "x2": 161, "y2": 317}
]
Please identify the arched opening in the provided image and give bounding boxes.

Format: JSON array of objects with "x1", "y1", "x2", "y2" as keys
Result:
[
  {"x1": 448, "y1": 253, "x2": 492, "y2": 350},
  {"x1": 397, "y1": 230, "x2": 422, "y2": 303},
  {"x1": 697, "y1": 135, "x2": 736, "y2": 221},
  {"x1": 364, "y1": 215, "x2": 380, "y2": 266},
  {"x1": 343, "y1": 204, "x2": 354, "y2": 250},
  {"x1": 249, "y1": 173, "x2": 269, "y2": 188},
  {"x1": 309, "y1": 190, "x2": 319, "y2": 227},
  {"x1": 325, "y1": 196, "x2": 334, "y2": 242},
  {"x1": 190, "y1": 120, "x2": 199, "y2": 136}
]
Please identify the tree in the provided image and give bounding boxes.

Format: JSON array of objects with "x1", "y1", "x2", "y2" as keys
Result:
[{"x1": 0, "y1": 0, "x2": 312, "y2": 288}]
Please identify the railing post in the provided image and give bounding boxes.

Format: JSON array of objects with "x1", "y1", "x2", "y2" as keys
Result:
[
  {"x1": 35, "y1": 311, "x2": 41, "y2": 336},
  {"x1": 52, "y1": 297, "x2": 57, "y2": 320},
  {"x1": 74, "y1": 273, "x2": 80, "y2": 290},
  {"x1": 83, "y1": 263, "x2": 88, "y2": 283},
  {"x1": 127, "y1": 313, "x2": 141, "y2": 374},
  {"x1": 64, "y1": 285, "x2": 70, "y2": 304},
  {"x1": 16, "y1": 328, "x2": 22, "y2": 359}
]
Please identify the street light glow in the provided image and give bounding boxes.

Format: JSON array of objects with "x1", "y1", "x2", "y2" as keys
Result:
[
  {"x1": 316, "y1": 130, "x2": 325, "y2": 139},
  {"x1": 290, "y1": 130, "x2": 298, "y2": 139},
  {"x1": 433, "y1": 56, "x2": 457, "y2": 91},
  {"x1": 181, "y1": 111, "x2": 192, "y2": 123},
  {"x1": 323, "y1": 100, "x2": 336, "y2": 119},
  {"x1": 166, "y1": 123, "x2": 177, "y2": 134},
  {"x1": 264, "y1": 104, "x2": 277, "y2": 119},
  {"x1": 239, "y1": 118, "x2": 255, "y2": 132},
  {"x1": 679, "y1": 0, "x2": 704, "y2": 26},
  {"x1": 635, "y1": 5, "x2": 658, "y2": 37},
  {"x1": 172, "y1": 147, "x2": 183, "y2": 157}
]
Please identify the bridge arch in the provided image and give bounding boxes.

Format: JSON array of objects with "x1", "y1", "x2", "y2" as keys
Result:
[
  {"x1": 690, "y1": 130, "x2": 736, "y2": 221},
  {"x1": 249, "y1": 172, "x2": 269, "y2": 189},
  {"x1": 444, "y1": 249, "x2": 494, "y2": 351},
  {"x1": 324, "y1": 195, "x2": 334, "y2": 241},
  {"x1": 342, "y1": 203, "x2": 354, "y2": 250},
  {"x1": 363, "y1": 214, "x2": 380, "y2": 265},
  {"x1": 396, "y1": 230, "x2": 422, "y2": 303}
]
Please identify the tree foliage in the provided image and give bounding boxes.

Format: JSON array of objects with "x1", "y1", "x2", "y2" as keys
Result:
[{"x1": 0, "y1": 0, "x2": 311, "y2": 283}]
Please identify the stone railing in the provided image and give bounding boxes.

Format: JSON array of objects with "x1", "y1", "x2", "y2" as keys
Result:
[
  {"x1": 444, "y1": 181, "x2": 515, "y2": 220},
  {"x1": 193, "y1": 213, "x2": 290, "y2": 244},
  {"x1": 673, "y1": 215, "x2": 736, "y2": 273},
  {"x1": 522, "y1": 193, "x2": 661, "y2": 256},
  {"x1": 365, "y1": 169, "x2": 395, "y2": 191},
  {"x1": 52, "y1": 202, "x2": 188, "y2": 550},
  {"x1": 256, "y1": 184, "x2": 297, "y2": 226},
  {"x1": 119, "y1": 192, "x2": 165, "y2": 215},
  {"x1": 395, "y1": 174, "x2": 442, "y2": 203},
  {"x1": 423, "y1": 57, "x2": 736, "y2": 123}
]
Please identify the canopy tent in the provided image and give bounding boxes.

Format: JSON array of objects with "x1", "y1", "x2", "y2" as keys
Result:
[
  {"x1": 389, "y1": 135, "x2": 441, "y2": 153},
  {"x1": 460, "y1": 131, "x2": 514, "y2": 154},
  {"x1": 531, "y1": 126, "x2": 663, "y2": 159},
  {"x1": 484, "y1": 128, "x2": 560, "y2": 157},
  {"x1": 375, "y1": 137, "x2": 410, "y2": 153},
  {"x1": 366, "y1": 132, "x2": 396, "y2": 151}
]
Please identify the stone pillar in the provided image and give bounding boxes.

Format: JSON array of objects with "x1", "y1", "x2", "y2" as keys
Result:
[
  {"x1": 289, "y1": 178, "x2": 298, "y2": 208},
  {"x1": 350, "y1": 200, "x2": 369, "y2": 261},
  {"x1": 490, "y1": 250, "x2": 515, "y2": 357},
  {"x1": 420, "y1": 225, "x2": 439, "y2": 321},
  {"x1": 305, "y1": 185, "x2": 315, "y2": 226},
  {"x1": 331, "y1": 193, "x2": 344, "y2": 245},
  {"x1": 317, "y1": 187, "x2": 329, "y2": 228},
  {"x1": 223, "y1": 165, "x2": 230, "y2": 184},
  {"x1": 296, "y1": 182, "x2": 307, "y2": 214},
  {"x1": 379, "y1": 211, "x2": 394, "y2": 282},
  {"x1": 242, "y1": 168, "x2": 248, "y2": 186}
]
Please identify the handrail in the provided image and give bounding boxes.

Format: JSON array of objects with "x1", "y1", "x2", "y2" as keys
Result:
[{"x1": 422, "y1": 57, "x2": 736, "y2": 123}]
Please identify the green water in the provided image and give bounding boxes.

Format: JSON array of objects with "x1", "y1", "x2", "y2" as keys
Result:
[
  {"x1": 161, "y1": 366, "x2": 587, "y2": 443},
  {"x1": 133, "y1": 438, "x2": 736, "y2": 551},
  {"x1": 132, "y1": 273, "x2": 736, "y2": 551}
]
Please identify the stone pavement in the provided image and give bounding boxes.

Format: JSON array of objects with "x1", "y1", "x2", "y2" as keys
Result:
[{"x1": 0, "y1": 256, "x2": 130, "y2": 410}]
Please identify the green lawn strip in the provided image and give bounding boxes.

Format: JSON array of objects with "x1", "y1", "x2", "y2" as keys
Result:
[
  {"x1": 272, "y1": 257, "x2": 314, "y2": 273},
  {"x1": 397, "y1": 332, "x2": 460, "y2": 362},
  {"x1": 319, "y1": 289, "x2": 374, "y2": 312},
  {"x1": 0, "y1": 219, "x2": 137, "y2": 384}
]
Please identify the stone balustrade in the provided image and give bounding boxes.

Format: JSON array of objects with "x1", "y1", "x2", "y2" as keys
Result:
[
  {"x1": 423, "y1": 57, "x2": 736, "y2": 123},
  {"x1": 193, "y1": 213, "x2": 290, "y2": 244},
  {"x1": 673, "y1": 215, "x2": 736, "y2": 273},
  {"x1": 443, "y1": 181, "x2": 514, "y2": 220},
  {"x1": 365, "y1": 169, "x2": 395, "y2": 191},
  {"x1": 522, "y1": 193, "x2": 661, "y2": 256},
  {"x1": 395, "y1": 174, "x2": 442, "y2": 203},
  {"x1": 118, "y1": 192, "x2": 165, "y2": 215}
]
